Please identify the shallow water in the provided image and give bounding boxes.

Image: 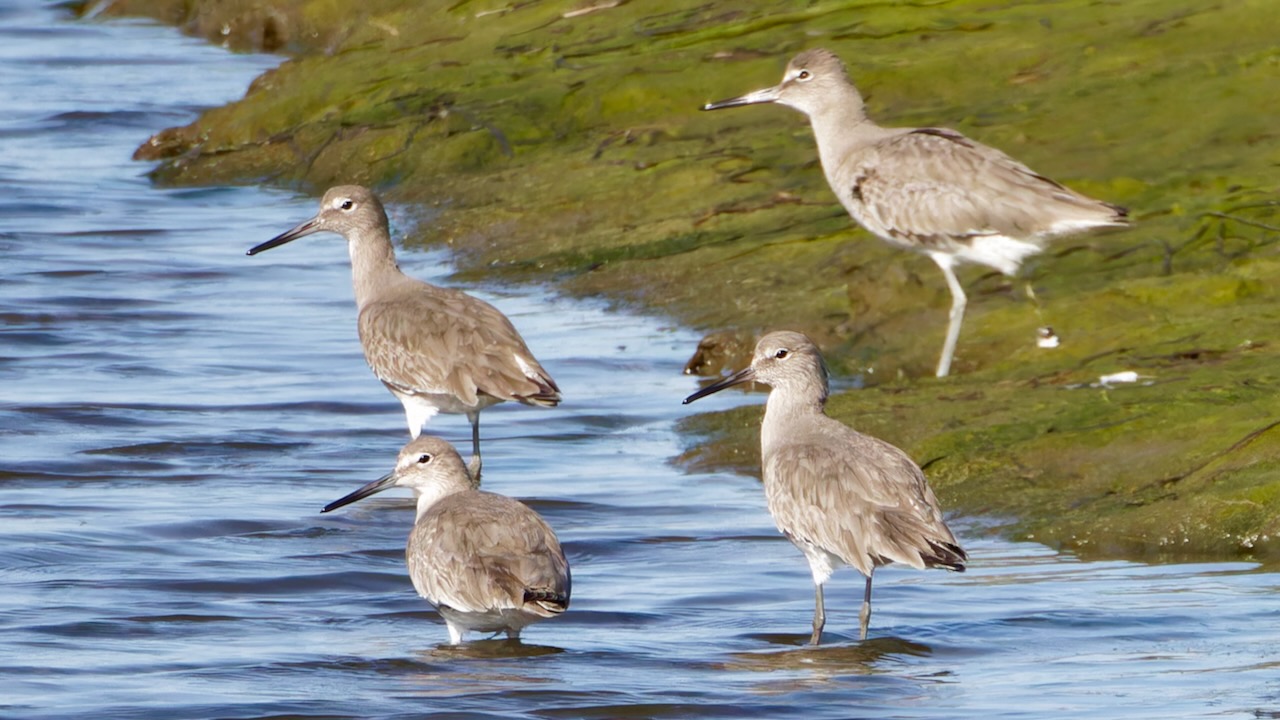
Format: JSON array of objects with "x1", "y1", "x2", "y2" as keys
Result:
[{"x1": 0, "y1": 5, "x2": 1277, "y2": 719}]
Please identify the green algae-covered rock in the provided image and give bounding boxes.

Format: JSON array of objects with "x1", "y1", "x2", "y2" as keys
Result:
[{"x1": 88, "y1": 0, "x2": 1280, "y2": 559}]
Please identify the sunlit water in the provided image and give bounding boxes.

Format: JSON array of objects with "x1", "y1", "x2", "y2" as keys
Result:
[{"x1": 1, "y1": 5, "x2": 1277, "y2": 719}]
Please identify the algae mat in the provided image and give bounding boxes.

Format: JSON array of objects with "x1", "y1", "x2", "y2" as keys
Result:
[{"x1": 93, "y1": 0, "x2": 1279, "y2": 559}]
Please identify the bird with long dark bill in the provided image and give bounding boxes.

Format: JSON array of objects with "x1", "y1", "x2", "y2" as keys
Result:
[
  {"x1": 684, "y1": 331, "x2": 965, "y2": 643},
  {"x1": 322, "y1": 436, "x2": 570, "y2": 644},
  {"x1": 248, "y1": 186, "x2": 560, "y2": 479},
  {"x1": 702, "y1": 50, "x2": 1129, "y2": 377}
]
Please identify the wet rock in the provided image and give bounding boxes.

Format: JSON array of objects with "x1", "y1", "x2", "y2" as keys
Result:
[
  {"x1": 82, "y1": 0, "x2": 303, "y2": 53},
  {"x1": 133, "y1": 123, "x2": 201, "y2": 161},
  {"x1": 683, "y1": 329, "x2": 754, "y2": 377}
]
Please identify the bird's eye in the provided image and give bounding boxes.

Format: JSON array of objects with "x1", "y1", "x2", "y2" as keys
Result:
[
  {"x1": 417, "y1": 453, "x2": 432, "y2": 464},
  {"x1": 796, "y1": 70, "x2": 812, "y2": 81},
  {"x1": 339, "y1": 199, "x2": 355, "y2": 211},
  {"x1": 775, "y1": 348, "x2": 790, "y2": 359}
]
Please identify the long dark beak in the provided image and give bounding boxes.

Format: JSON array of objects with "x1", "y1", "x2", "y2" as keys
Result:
[
  {"x1": 321, "y1": 471, "x2": 398, "y2": 513},
  {"x1": 702, "y1": 85, "x2": 781, "y2": 111},
  {"x1": 247, "y1": 216, "x2": 321, "y2": 256},
  {"x1": 682, "y1": 365, "x2": 757, "y2": 404}
]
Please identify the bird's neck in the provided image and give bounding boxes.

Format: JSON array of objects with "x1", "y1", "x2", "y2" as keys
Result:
[
  {"x1": 761, "y1": 386, "x2": 828, "y2": 455},
  {"x1": 347, "y1": 233, "x2": 403, "y2": 308},
  {"x1": 805, "y1": 90, "x2": 875, "y2": 177},
  {"x1": 412, "y1": 480, "x2": 470, "y2": 522}
]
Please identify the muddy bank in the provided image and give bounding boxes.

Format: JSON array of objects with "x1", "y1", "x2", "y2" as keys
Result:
[{"x1": 85, "y1": 0, "x2": 1280, "y2": 559}]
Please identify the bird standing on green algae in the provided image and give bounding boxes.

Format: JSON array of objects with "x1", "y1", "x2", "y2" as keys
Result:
[
  {"x1": 248, "y1": 185, "x2": 560, "y2": 479},
  {"x1": 702, "y1": 49, "x2": 1129, "y2": 377},
  {"x1": 322, "y1": 436, "x2": 571, "y2": 644},
  {"x1": 684, "y1": 331, "x2": 965, "y2": 643}
]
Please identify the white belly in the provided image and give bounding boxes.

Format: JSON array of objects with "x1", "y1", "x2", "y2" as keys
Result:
[
  {"x1": 792, "y1": 535, "x2": 846, "y2": 587},
  {"x1": 391, "y1": 388, "x2": 503, "y2": 437}
]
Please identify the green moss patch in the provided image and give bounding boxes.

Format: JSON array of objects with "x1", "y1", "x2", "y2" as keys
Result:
[{"x1": 87, "y1": 0, "x2": 1280, "y2": 559}]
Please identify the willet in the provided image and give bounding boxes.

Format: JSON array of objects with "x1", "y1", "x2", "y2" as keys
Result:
[
  {"x1": 683, "y1": 330, "x2": 965, "y2": 643},
  {"x1": 248, "y1": 186, "x2": 560, "y2": 478},
  {"x1": 322, "y1": 435, "x2": 571, "y2": 644},
  {"x1": 703, "y1": 49, "x2": 1130, "y2": 377}
]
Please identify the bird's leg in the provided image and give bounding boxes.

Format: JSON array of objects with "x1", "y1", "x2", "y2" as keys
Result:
[
  {"x1": 466, "y1": 410, "x2": 482, "y2": 484},
  {"x1": 1025, "y1": 282, "x2": 1060, "y2": 348},
  {"x1": 446, "y1": 621, "x2": 465, "y2": 645},
  {"x1": 859, "y1": 571, "x2": 874, "y2": 641},
  {"x1": 1024, "y1": 282, "x2": 1044, "y2": 317},
  {"x1": 810, "y1": 583, "x2": 826, "y2": 646},
  {"x1": 931, "y1": 255, "x2": 967, "y2": 378}
]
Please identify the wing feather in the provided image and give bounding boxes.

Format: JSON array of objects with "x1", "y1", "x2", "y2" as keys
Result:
[
  {"x1": 358, "y1": 284, "x2": 560, "y2": 408},
  {"x1": 407, "y1": 492, "x2": 571, "y2": 617},
  {"x1": 763, "y1": 429, "x2": 964, "y2": 576},
  {"x1": 845, "y1": 128, "x2": 1124, "y2": 245}
]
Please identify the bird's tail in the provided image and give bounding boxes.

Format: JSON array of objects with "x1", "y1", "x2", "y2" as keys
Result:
[
  {"x1": 523, "y1": 588, "x2": 569, "y2": 615},
  {"x1": 1104, "y1": 201, "x2": 1131, "y2": 225},
  {"x1": 516, "y1": 372, "x2": 562, "y2": 408},
  {"x1": 924, "y1": 539, "x2": 968, "y2": 572},
  {"x1": 1047, "y1": 197, "x2": 1131, "y2": 236}
]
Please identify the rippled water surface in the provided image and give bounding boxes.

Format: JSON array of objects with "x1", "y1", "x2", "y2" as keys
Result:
[{"x1": 2, "y1": 5, "x2": 1278, "y2": 719}]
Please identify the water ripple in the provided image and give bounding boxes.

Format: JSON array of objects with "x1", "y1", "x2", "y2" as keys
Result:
[{"x1": 0, "y1": 6, "x2": 1276, "y2": 720}]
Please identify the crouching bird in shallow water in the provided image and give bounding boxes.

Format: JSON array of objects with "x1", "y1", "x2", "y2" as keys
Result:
[
  {"x1": 323, "y1": 436, "x2": 570, "y2": 644},
  {"x1": 684, "y1": 331, "x2": 965, "y2": 643}
]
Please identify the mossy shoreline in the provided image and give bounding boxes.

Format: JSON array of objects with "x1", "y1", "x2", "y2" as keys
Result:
[{"x1": 86, "y1": 0, "x2": 1280, "y2": 561}]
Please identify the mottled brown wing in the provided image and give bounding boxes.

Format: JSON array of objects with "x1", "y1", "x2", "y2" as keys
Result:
[
  {"x1": 849, "y1": 128, "x2": 1114, "y2": 242},
  {"x1": 763, "y1": 432, "x2": 964, "y2": 576},
  {"x1": 358, "y1": 284, "x2": 560, "y2": 407},
  {"x1": 407, "y1": 492, "x2": 571, "y2": 616}
]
